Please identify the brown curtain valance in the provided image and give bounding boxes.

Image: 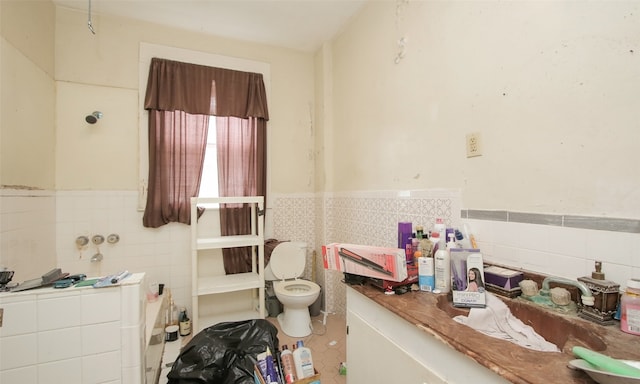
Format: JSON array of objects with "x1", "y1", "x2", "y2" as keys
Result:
[{"x1": 144, "y1": 57, "x2": 269, "y2": 120}]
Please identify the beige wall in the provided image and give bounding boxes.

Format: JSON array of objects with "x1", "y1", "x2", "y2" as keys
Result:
[
  {"x1": 330, "y1": 1, "x2": 640, "y2": 219},
  {"x1": 1, "y1": 1, "x2": 56, "y2": 189},
  {"x1": 53, "y1": 5, "x2": 316, "y2": 194}
]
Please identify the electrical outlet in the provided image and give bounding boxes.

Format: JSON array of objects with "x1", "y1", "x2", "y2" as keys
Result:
[{"x1": 466, "y1": 132, "x2": 482, "y2": 158}]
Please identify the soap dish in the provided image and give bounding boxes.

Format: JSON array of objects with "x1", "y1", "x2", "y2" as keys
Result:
[{"x1": 569, "y1": 359, "x2": 640, "y2": 384}]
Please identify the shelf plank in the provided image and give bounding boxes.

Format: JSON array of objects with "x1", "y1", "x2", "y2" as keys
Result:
[
  {"x1": 196, "y1": 273, "x2": 262, "y2": 295},
  {"x1": 196, "y1": 235, "x2": 262, "y2": 250}
]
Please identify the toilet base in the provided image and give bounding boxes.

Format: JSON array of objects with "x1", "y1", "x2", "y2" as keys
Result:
[{"x1": 277, "y1": 307, "x2": 312, "y2": 337}]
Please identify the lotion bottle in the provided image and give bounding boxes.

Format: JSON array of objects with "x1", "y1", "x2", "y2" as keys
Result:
[
  {"x1": 292, "y1": 340, "x2": 315, "y2": 379},
  {"x1": 280, "y1": 345, "x2": 297, "y2": 383},
  {"x1": 434, "y1": 238, "x2": 451, "y2": 293}
]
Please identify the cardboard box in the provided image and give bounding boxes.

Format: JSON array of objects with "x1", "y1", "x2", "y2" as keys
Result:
[
  {"x1": 322, "y1": 243, "x2": 408, "y2": 282},
  {"x1": 483, "y1": 266, "x2": 524, "y2": 291},
  {"x1": 450, "y1": 249, "x2": 486, "y2": 308},
  {"x1": 254, "y1": 366, "x2": 321, "y2": 384}
]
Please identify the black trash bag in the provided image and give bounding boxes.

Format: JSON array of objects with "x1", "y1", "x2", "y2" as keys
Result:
[{"x1": 167, "y1": 319, "x2": 279, "y2": 384}]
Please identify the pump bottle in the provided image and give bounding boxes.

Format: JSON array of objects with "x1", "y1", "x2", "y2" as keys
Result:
[{"x1": 434, "y1": 238, "x2": 451, "y2": 293}]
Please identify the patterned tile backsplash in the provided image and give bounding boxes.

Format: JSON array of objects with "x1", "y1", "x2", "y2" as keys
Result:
[{"x1": 271, "y1": 189, "x2": 461, "y2": 314}]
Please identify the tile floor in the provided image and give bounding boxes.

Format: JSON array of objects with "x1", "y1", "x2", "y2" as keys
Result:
[{"x1": 267, "y1": 313, "x2": 347, "y2": 384}]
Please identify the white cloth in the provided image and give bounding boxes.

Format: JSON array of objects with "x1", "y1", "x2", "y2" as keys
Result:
[{"x1": 454, "y1": 292, "x2": 560, "y2": 352}]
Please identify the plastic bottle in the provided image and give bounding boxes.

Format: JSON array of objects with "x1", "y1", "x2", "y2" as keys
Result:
[
  {"x1": 434, "y1": 238, "x2": 451, "y2": 293},
  {"x1": 620, "y1": 278, "x2": 640, "y2": 335},
  {"x1": 446, "y1": 233, "x2": 458, "y2": 251},
  {"x1": 418, "y1": 255, "x2": 435, "y2": 292},
  {"x1": 280, "y1": 345, "x2": 297, "y2": 383},
  {"x1": 292, "y1": 340, "x2": 315, "y2": 379},
  {"x1": 434, "y1": 218, "x2": 446, "y2": 243},
  {"x1": 454, "y1": 228, "x2": 473, "y2": 249},
  {"x1": 178, "y1": 307, "x2": 191, "y2": 336}
]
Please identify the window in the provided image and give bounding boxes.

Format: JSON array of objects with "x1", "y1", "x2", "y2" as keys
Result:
[{"x1": 198, "y1": 118, "x2": 218, "y2": 197}]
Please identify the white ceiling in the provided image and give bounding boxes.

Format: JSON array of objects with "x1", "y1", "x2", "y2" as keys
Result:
[{"x1": 52, "y1": 0, "x2": 368, "y2": 52}]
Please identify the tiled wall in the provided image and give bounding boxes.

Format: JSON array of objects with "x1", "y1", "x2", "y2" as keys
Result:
[
  {"x1": 320, "y1": 189, "x2": 462, "y2": 314},
  {"x1": 0, "y1": 189, "x2": 57, "y2": 284},
  {"x1": 3, "y1": 188, "x2": 639, "y2": 319},
  {"x1": 464, "y1": 214, "x2": 640, "y2": 288},
  {"x1": 54, "y1": 191, "x2": 192, "y2": 313}
]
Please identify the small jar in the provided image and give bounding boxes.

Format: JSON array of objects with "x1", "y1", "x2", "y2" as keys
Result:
[{"x1": 620, "y1": 278, "x2": 640, "y2": 335}]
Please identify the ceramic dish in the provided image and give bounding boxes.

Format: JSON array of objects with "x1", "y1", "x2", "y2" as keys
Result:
[{"x1": 569, "y1": 359, "x2": 640, "y2": 384}]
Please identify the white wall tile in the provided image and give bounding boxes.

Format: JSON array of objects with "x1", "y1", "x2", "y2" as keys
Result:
[
  {"x1": 81, "y1": 289, "x2": 121, "y2": 325},
  {"x1": 120, "y1": 324, "x2": 144, "y2": 368},
  {"x1": 0, "y1": 365, "x2": 38, "y2": 384},
  {"x1": 38, "y1": 358, "x2": 82, "y2": 384},
  {"x1": 82, "y1": 350, "x2": 120, "y2": 384},
  {"x1": 122, "y1": 364, "x2": 143, "y2": 384},
  {"x1": 0, "y1": 295, "x2": 37, "y2": 337},
  {"x1": 120, "y1": 283, "x2": 144, "y2": 327},
  {"x1": 82, "y1": 321, "x2": 121, "y2": 355},
  {"x1": 0, "y1": 333, "x2": 37, "y2": 370},
  {"x1": 37, "y1": 294, "x2": 81, "y2": 331},
  {"x1": 38, "y1": 327, "x2": 81, "y2": 363}
]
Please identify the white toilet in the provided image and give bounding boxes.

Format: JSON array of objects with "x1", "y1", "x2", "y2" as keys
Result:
[{"x1": 265, "y1": 241, "x2": 321, "y2": 337}]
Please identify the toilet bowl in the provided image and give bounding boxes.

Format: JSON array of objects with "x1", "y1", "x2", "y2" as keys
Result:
[{"x1": 265, "y1": 242, "x2": 320, "y2": 337}]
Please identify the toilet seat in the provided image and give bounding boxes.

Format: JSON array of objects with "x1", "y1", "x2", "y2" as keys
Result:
[
  {"x1": 274, "y1": 280, "x2": 320, "y2": 297},
  {"x1": 270, "y1": 242, "x2": 306, "y2": 280}
]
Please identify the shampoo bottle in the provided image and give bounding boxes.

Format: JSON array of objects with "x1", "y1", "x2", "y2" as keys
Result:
[
  {"x1": 292, "y1": 340, "x2": 315, "y2": 379},
  {"x1": 434, "y1": 238, "x2": 451, "y2": 293},
  {"x1": 280, "y1": 345, "x2": 297, "y2": 383}
]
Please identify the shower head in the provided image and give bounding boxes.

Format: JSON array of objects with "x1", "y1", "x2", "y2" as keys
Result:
[{"x1": 85, "y1": 111, "x2": 103, "y2": 124}]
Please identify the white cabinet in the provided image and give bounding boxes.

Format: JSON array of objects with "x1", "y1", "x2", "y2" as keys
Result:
[
  {"x1": 190, "y1": 196, "x2": 265, "y2": 333},
  {"x1": 346, "y1": 287, "x2": 510, "y2": 384}
]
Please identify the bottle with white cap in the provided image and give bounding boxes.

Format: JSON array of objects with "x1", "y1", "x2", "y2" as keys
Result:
[{"x1": 292, "y1": 340, "x2": 315, "y2": 379}]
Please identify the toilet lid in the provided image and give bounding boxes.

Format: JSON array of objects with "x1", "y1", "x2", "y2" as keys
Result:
[{"x1": 270, "y1": 242, "x2": 305, "y2": 280}]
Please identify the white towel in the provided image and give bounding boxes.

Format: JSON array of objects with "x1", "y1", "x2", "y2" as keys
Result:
[{"x1": 453, "y1": 292, "x2": 560, "y2": 352}]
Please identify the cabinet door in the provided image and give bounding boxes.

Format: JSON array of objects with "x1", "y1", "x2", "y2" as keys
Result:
[{"x1": 347, "y1": 311, "x2": 445, "y2": 384}]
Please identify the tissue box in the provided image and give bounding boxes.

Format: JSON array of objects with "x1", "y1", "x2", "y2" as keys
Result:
[
  {"x1": 484, "y1": 266, "x2": 524, "y2": 291},
  {"x1": 322, "y1": 243, "x2": 408, "y2": 282}
]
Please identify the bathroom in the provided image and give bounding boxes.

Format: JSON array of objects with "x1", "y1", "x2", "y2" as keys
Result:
[{"x1": 1, "y1": 0, "x2": 639, "y2": 382}]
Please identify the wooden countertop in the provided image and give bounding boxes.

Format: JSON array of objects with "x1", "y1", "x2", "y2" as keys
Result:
[{"x1": 349, "y1": 283, "x2": 640, "y2": 384}]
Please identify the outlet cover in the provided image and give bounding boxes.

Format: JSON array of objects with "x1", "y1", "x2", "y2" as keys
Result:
[{"x1": 466, "y1": 132, "x2": 482, "y2": 158}]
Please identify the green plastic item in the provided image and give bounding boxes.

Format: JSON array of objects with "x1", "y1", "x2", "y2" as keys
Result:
[{"x1": 572, "y1": 346, "x2": 640, "y2": 378}]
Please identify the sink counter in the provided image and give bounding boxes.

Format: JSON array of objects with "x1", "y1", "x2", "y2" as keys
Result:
[{"x1": 348, "y1": 283, "x2": 640, "y2": 384}]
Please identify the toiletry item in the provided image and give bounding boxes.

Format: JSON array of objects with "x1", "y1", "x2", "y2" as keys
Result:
[
  {"x1": 572, "y1": 346, "x2": 640, "y2": 378},
  {"x1": 416, "y1": 225, "x2": 425, "y2": 240},
  {"x1": 434, "y1": 218, "x2": 446, "y2": 243},
  {"x1": 434, "y1": 239, "x2": 450, "y2": 293},
  {"x1": 620, "y1": 278, "x2": 640, "y2": 335},
  {"x1": 292, "y1": 340, "x2": 315, "y2": 379},
  {"x1": 265, "y1": 348, "x2": 279, "y2": 384},
  {"x1": 418, "y1": 255, "x2": 435, "y2": 292},
  {"x1": 429, "y1": 232, "x2": 440, "y2": 257},
  {"x1": 398, "y1": 222, "x2": 413, "y2": 265},
  {"x1": 454, "y1": 229, "x2": 473, "y2": 249},
  {"x1": 413, "y1": 240, "x2": 422, "y2": 262},
  {"x1": 280, "y1": 345, "x2": 297, "y2": 383},
  {"x1": 446, "y1": 233, "x2": 458, "y2": 251},
  {"x1": 463, "y1": 224, "x2": 478, "y2": 249},
  {"x1": 577, "y1": 261, "x2": 621, "y2": 325},
  {"x1": 179, "y1": 307, "x2": 191, "y2": 336}
]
